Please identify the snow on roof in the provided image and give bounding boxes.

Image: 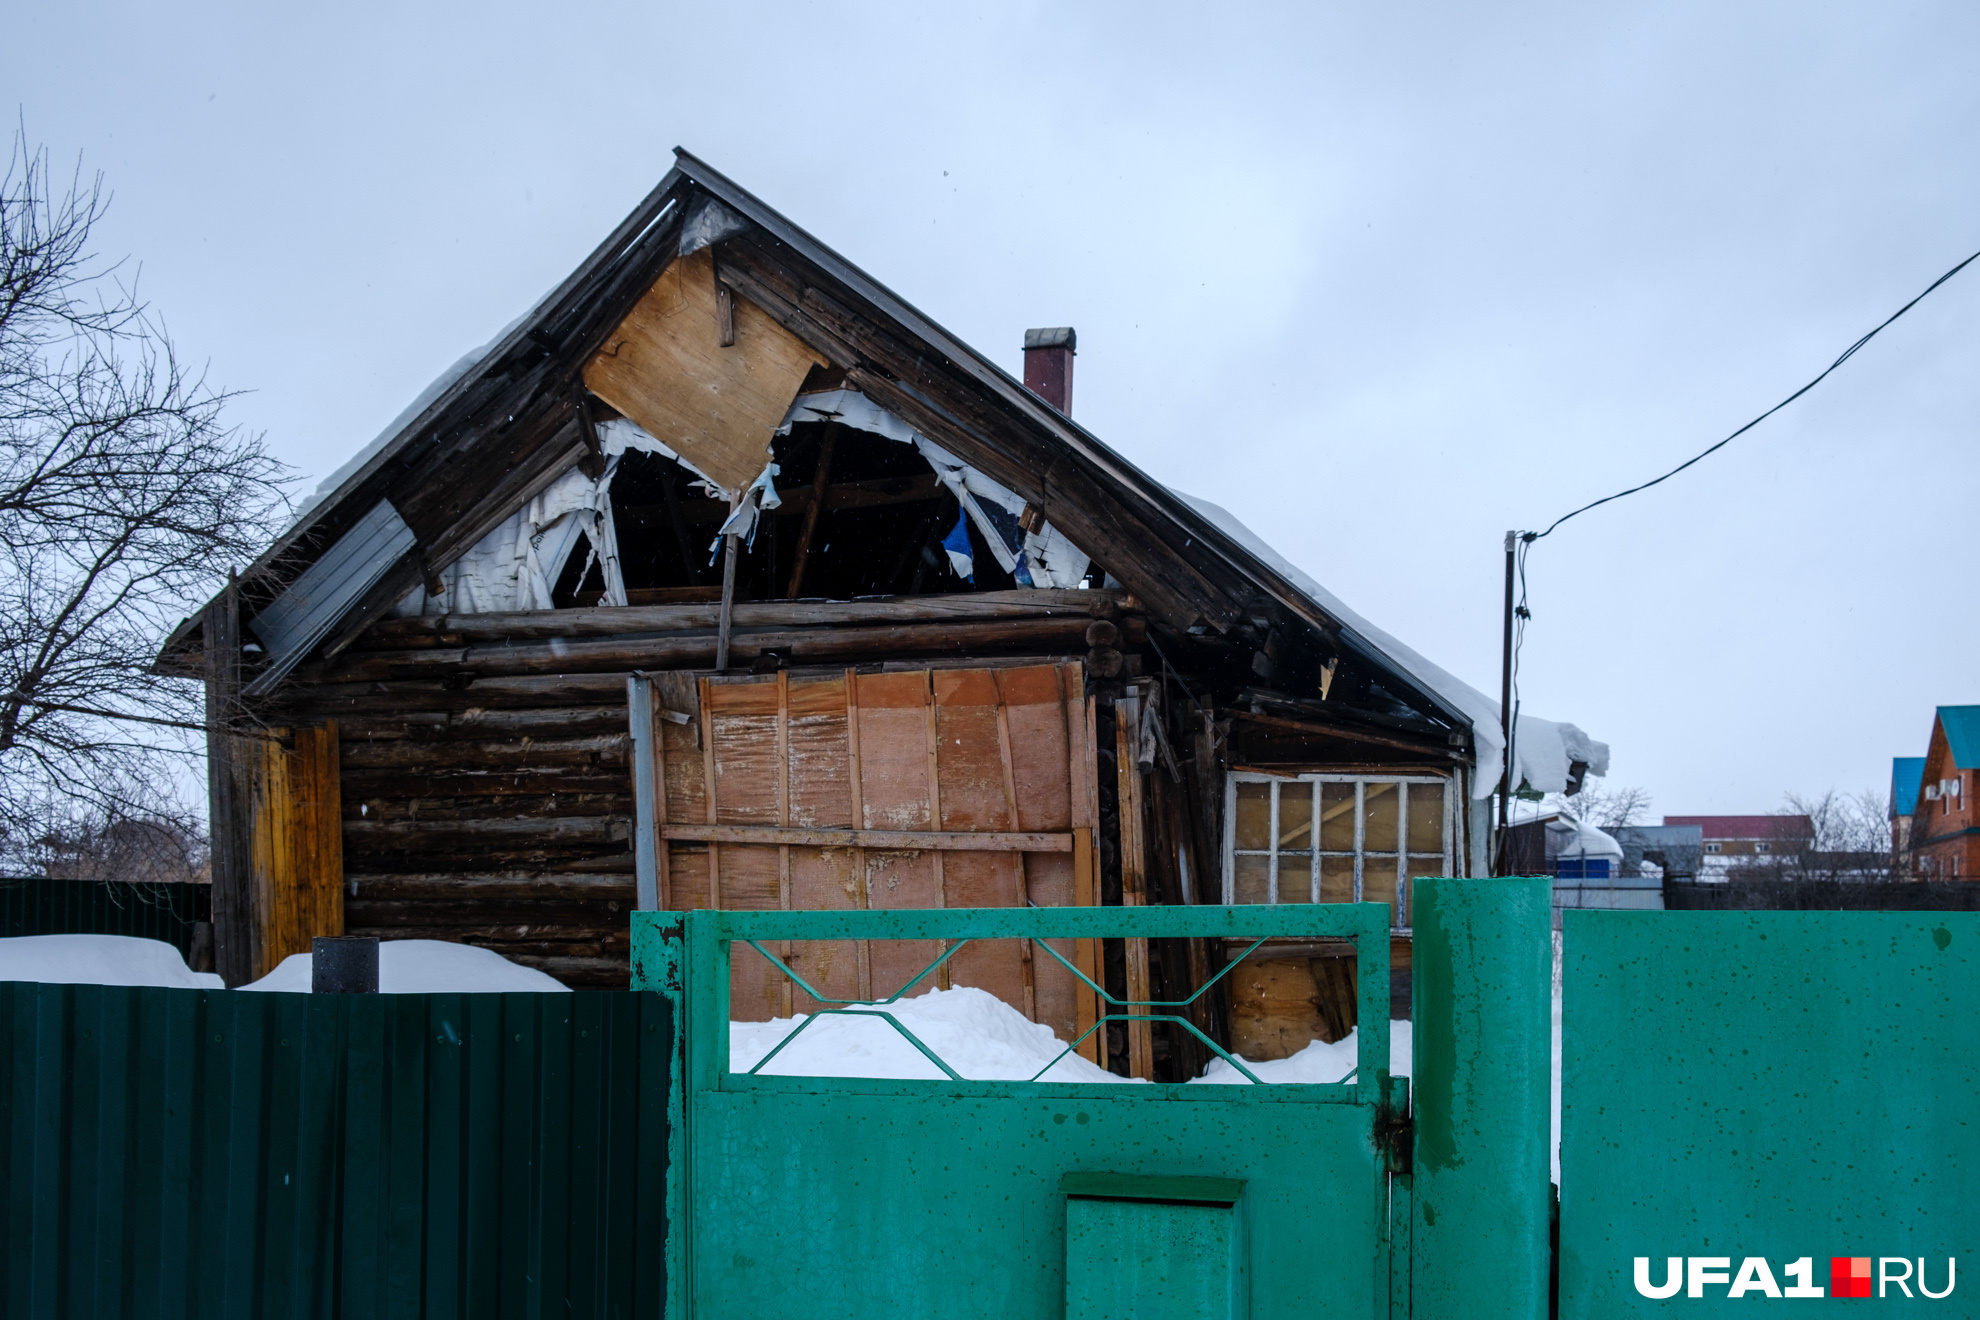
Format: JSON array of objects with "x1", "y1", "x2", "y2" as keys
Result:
[
  {"x1": 241, "y1": 939, "x2": 569, "y2": 993},
  {"x1": 0, "y1": 934, "x2": 223, "y2": 990},
  {"x1": 288, "y1": 298, "x2": 551, "y2": 529},
  {"x1": 1172, "y1": 492, "x2": 1609, "y2": 798}
]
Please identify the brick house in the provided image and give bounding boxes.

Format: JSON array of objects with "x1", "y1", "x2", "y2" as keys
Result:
[{"x1": 1909, "y1": 707, "x2": 1980, "y2": 881}]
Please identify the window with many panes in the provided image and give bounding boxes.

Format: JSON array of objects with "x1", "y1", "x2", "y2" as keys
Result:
[{"x1": 1223, "y1": 773, "x2": 1455, "y2": 930}]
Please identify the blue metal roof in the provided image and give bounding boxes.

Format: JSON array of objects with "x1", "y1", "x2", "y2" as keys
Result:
[
  {"x1": 1936, "y1": 707, "x2": 1980, "y2": 772},
  {"x1": 1891, "y1": 756, "x2": 1926, "y2": 817}
]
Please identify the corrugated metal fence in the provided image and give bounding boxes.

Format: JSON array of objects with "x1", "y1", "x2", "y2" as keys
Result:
[
  {"x1": 1, "y1": 984, "x2": 671, "y2": 1319},
  {"x1": 0, "y1": 879, "x2": 210, "y2": 957}
]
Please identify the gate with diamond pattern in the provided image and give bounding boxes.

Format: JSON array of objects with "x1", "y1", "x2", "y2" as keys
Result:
[{"x1": 633, "y1": 877, "x2": 1555, "y2": 1319}]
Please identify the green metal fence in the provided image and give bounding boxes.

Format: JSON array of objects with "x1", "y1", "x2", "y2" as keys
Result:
[
  {"x1": 1, "y1": 983, "x2": 671, "y2": 1320},
  {"x1": 1559, "y1": 911, "x2": 1978, "y2": 1314},
  {"x1": 0, "y1": 877, "x2": 209, "y2": 957}
]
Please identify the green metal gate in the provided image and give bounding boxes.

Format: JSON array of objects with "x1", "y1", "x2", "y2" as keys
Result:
[{"x1": 633, "y1": 876, "x2": 1557, "y2": 1320}]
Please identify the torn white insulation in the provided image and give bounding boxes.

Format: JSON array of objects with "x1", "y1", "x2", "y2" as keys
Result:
[
  {"x1": 1172, "y1": 492, "x2": 1609, "y2": 798},
  {"x1": 777, "y1": 388, "x2": 1091, "y2": 589}
]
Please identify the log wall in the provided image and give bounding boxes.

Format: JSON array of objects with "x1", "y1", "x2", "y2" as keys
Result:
[{"x1": 266, "y1": 589, "x2": 1133, "y2": 989}]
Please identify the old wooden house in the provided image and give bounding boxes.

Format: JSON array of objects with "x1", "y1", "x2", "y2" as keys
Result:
[{"x1": 157, "y1": 150, "x2": 1605, "y2": 1079}]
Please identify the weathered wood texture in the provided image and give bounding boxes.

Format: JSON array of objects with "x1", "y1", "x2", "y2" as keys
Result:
[
  {"x1": 648, "y1": 662, "x2": 1100, "y2": 1042},
  {"x1": 203, "y1": 582, "x2": 252, "y2": 986},
  {"x1": 244, "y1": 723, "x2": 345, "y2": 979},
  {"x1": 274, "y1": 602, "x2": 1128, "y2": 991},
  {"x1": 582, "y1": 247, "x2": 825, "y2": 493}
]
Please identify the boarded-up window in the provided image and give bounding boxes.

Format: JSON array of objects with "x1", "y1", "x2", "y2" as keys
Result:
[{"x1": 641, "y1": 663, "x2": 1099, "y2": 1045}]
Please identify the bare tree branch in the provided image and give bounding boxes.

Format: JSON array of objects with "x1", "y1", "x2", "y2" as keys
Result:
[{"x1": 0, "y1": 127, "x2": 291, "y2": 867}]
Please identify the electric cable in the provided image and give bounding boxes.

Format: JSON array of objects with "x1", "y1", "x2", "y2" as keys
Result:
[
  {"x1": 1529, "y1": 245, "x2": 1980, "y2": 543},
  {"x1": 1498, "y1": 244, "x2": 1978, "y2": 848}
]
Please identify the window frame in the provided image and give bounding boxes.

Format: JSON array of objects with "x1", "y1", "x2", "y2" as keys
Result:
[{"x1": 1221, "y1": 771, "x2": 1457, "y2": 931}]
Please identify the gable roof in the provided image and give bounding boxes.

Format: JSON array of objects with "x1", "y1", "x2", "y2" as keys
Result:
[
  {"x1": 1934, "y1": 706, "x2": 1980, "y2": 771},
  {"x1": 1891, "y1": 756, "x2": 1926, "y2": 817},
  {"x1": 158, "y1": 148, "x2": 1605, "y2": 796}
]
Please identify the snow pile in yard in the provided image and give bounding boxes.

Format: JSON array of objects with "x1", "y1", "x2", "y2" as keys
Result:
[
  {"x1": 242, "y1": 939, "x2": 568, "y2": 993},
  {"x1": 1194, "y1": 1020, "x2": 1413, "y2": 1085},
  {"x1": 731, "y1": 985, "x2": 1413, "y2": 1085},
  {"x1": 0, "y1": 934, "x2": 223, "y2": 989},
  {"x1": 733, "y1": 986, "x2": 1131, "y2": 1083}
]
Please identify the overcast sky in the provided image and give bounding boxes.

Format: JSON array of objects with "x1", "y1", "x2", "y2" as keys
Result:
[{"x1": 15, "y1": 2, "x2": 1979, "y2": 818}]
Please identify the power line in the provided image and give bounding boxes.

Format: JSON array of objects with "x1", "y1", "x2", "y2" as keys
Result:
[
  {"x1": 1530, "y1": 245, "x2": 1980, "y2": 543},
  {"x1": 1494, "y1": 244, "x2": 1980, "y2": 870}
]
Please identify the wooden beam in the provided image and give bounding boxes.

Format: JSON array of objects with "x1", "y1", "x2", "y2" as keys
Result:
[
  {"x1": 358, "y1": 588, "x2": 1125, "y2": 647},
  {"x1": 1232, "y1": 708, "x2": 1462, "y2": 759},
  {"x1": 1116, "y1": 693, "x2": 1154, "y2": 1080},
  {"x1": 659, "y1": 824, "x2": 1072, "y2": 852},
  {"x1": 203, "y1": 576, "x2": 252, "y2": 986},
  {"x1": 784, "y1": 421, "x2": 838, "y2": 598}
]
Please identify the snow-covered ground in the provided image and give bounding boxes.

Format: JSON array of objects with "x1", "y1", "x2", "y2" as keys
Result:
[
  {"x1": 730, "y1": 984, "x2": 1413, "y2": 1085},
  {"x1": 243, "y1": 939, "x2": 567, "y2": 993},
  {"x1": 0, "y1": 934, "x2": 223, "y2": 989}
]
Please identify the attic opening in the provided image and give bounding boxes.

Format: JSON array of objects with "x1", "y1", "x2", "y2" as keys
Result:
[{"x1": 552, "y1": 402, "x2": 1095, "y2": 607}]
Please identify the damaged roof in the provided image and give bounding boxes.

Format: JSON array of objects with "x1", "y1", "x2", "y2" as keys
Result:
[{"x1": 158, "y1": 148, "x2": 1605, "y2": 795}]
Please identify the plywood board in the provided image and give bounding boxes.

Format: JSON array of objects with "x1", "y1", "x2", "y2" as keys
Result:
[
  {"x1": 582, "y1": 247, "x2": 826, "y2": 494},
  {"x1": 652, "y1": 663, "x2": 1095, "y2": 1039},
  {"x1": 248, "y1": 722, "x2": 345, "y2": 978}
]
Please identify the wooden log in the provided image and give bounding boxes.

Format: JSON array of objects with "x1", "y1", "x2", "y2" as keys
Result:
[
  {"x1": 340, "y1": 734, "x2": 629, "y2": 770},
  {"x1": 337, "y1": 705, "x2": 632, "y2": 741},
  {"x1": 785, "y1": 420, "x2": 838, "y2": 598},
  {"x1": 346, "y1": 872, "x2": 638, "y2": 901},
  {"x1": 340, "y1": 794, "x2": 630, "y2": 824},
  {"x1": 304, "y1": 616, "x2": 1115, "y2": 684},
  {"x1": 343, "y1": 815, "x2": 629, "y2": 850},
  {"x1": 659, "y1": 824, "x2": 1071, "y2": 852},
  {"x1": 355, "y1": 588, "x2": 1127, "y2": 648},
  {"x1": 341, "y1": 770, "x2": 633, "y2": 800}
]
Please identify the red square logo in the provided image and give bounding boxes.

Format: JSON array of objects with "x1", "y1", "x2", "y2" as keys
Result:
[{"x1": 1831, "y1": 1257, "x2": 1873, "y2": 1298}]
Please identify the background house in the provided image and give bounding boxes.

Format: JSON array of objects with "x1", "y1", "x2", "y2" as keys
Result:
[
  {"x1": 1662, "y1": 814, "x2": 1815, "y2": 880},
  {"x1": 1890, "y1": 755, "x2": 1925, "y2": 863},
  {"x1": 1906, "y1": 706, "x2": 1980, "y2": 881}
]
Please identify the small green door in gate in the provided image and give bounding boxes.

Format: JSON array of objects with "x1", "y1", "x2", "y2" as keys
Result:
[{"x1": 1063, "y1": 1173, "x2": 1245, "y2": 1319}]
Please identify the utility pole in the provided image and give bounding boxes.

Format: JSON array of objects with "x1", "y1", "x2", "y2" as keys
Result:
[{"x1": 1496, "y1": 530, "x2": 1517, "y2": 876}]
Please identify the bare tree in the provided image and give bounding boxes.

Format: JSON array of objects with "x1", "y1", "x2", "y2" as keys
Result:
[
  {"x1": 0, "y1": 130, "x2": 288, "y2": 870},
  {"x1": 1542, "y1": 781, "x2": 1652, "y2": 831}
]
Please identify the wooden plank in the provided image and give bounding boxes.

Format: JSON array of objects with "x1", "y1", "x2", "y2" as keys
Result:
[
  {"x1": 700, "y1": 677, "x2": 720, "y2": 909},
  {"x1": 784, "y1": 421, "x2": 838, "y2": 597},
  {"x1": 991, "y1": 669, "x2": 1036, "y2": 1021},
  {"x1": 845, "y1": 668, "x2": 872, "y2": 1001},
  {"x1": 1117, "y1": 695, "x2": 1154, "y2": 1080},
  {"x1": 248, "y1": 723, "x2": 346, "y2": 980},
  {"x1": 628, "y1": 675, "x2": 660, "y2": 911},
  {"x1": 581, "y1": 246, "x2": 825, "y2": 493},
  {"x1": 658, "y1": 825, "x2": 1071, "y2": 851},
  {"x1": 777, "y1": 671, "x2": 793, "y2": 1018}
]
